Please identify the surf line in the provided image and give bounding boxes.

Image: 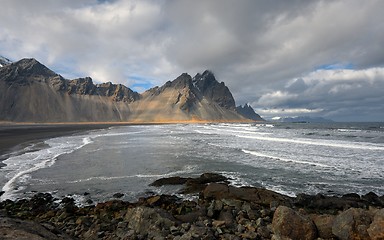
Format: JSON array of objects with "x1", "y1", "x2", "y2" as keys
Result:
[
  {"x1": 237, "y1": 135, "x2": 384, "y2": 151},
  {"x1": 241, "y1": 149, "x2": 331, "y2": 168}
]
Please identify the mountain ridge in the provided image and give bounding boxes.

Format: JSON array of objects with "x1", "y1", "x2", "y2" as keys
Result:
[
  {"x1": 236, "y1": 104, "x2": 264, "y2": 121},
  {"x1": 0, "y1": 56, "x2": 12, "y2": 67},
  {"x1": 0, "y1": 58, "x2": 261, "y2": 123}
]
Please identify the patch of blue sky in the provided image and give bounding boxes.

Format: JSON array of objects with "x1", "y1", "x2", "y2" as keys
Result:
[
  {"x1": 316, "y1": 62, "x2": 354, "y2": 70},
  {"x1": 129, "y1": 75, "x2": 154, "y2": 92}
]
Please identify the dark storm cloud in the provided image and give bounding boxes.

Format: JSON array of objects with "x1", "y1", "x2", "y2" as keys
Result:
[{"x1": 1, "y1": 0, "x2": 384, "y2": 121}]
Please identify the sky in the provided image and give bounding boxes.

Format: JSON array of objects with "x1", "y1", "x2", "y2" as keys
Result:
[{"x1": 1, "y1": 0, "x2": 384, "y2": 121}]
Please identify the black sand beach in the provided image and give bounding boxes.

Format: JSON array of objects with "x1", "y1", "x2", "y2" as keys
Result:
[{"x1": 0, "y1": 123, "x2": 120, "y2": 165}]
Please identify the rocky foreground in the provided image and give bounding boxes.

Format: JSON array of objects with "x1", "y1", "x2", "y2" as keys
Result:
[{"x1": 1, "y1": 173, "x2": 384, "y2": 240}]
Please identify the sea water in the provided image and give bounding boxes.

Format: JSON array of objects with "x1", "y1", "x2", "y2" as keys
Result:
[{"x1": 1, "y1": 122, "x2": 383, "y2": 204}]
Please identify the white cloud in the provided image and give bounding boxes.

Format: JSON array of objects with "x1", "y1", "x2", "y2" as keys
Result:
[
  {"x1": 256, "y1": 67, "x2": 384, "y2": 121},
  {"x1": 1, "y1": 0, "x2": 384, "y2": 120}
]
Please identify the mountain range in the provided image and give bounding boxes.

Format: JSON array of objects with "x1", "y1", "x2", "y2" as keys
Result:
[
  {"x1": 271, "y1": 116, "x2": 333, "y2": 123},
  {"x1": 0, "y1": 58, "x2": 263, "y2": 123}
]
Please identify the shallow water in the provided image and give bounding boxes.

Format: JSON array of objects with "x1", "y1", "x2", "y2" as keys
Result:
[{"x1": 1, "y1": 122, "x2": 383, "y2": 204}]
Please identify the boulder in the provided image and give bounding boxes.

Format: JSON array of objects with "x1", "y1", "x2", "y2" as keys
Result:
[
  {"x1": 332, "y1": 208, "x2": 372, "y2": 240},
  {"x1": 310, "y1": 214, "x2": 336, "y2": 239},
  {"x1": 124, "y1": 206, "x2": 175, "y2": 238},
  {"x1": 367, "y1": 208, "x2": 384, "y2": 240},
  {"x1": 272, "y1": 206, "x2": 317, "y2": 240}
]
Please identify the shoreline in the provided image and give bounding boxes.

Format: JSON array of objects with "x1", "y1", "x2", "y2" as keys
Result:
[
  {"x1": 0, "y1": 123, "x2": 123, "y2": 164},
  {"x1": 1, "y1": 173, "x2": 383, "y2": 239},
  {"x1": 0, "y1": 120, "x2": 261, "y2": 165}
]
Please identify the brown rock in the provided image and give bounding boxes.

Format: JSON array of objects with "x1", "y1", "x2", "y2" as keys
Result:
[
  {"x1": 310, "y1": 214, "x2": 336, "y2": 239},
  {"x1": 212, "y1": 220, "x2": 226, "y2": 228},
  {"x1": 218, "y1": 209, "x2": 234, "y2": 227},
  {"x1": 202, "y1": 183, "x2": 292, "y2": 206},
  {"x1": 332, "y1": 208, "x2": 372, "y2": 240},
  {"x1": 0, "y1": 217, "x2": 72, "y2": 240},
  {"x1": 124, "y1": 206, "x2": 175, "y2": 238},
  {"x1": 367, "y1": 208, "x2": 384, "y2": 240},
  {"x1": 272, "y1": 206, "x2": 317, "y2": 240}
]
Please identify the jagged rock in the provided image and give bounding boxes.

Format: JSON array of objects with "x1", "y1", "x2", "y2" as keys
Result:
[
  {"x1": 332, "y1": 208, "x2": 372, "y2": 240},
  {"x1": 272, "y1": 206, "x2": 317, "y2": 240},
  {"x1": 367, "y1": 208, "x2": 384, "y2": 240},
  {"x1": 236, "y1": 103, "x2": 264, "y2": 121}
]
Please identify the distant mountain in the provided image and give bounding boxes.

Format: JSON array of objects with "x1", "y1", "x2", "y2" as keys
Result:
[
  {"x1": 236, "y1": 104, "x2": 264, "y2": 121},
  {"x1": 0, "y1": 58, "x2": 257, "y2": 123},
  {"x1": 271, "y1": 116, "x2": 333, "y2": 123},
  {"x1": 0, "y1": 56, "x2": 12, "y2": 67}
]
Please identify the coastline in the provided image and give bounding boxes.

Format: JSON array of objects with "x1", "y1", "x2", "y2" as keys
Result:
[
  {"x1": 0, "y1": 120, "x2": 259, "y2": 161},
  {"x1": 0, "y1": 123, "x2": 122, "y2": 165},
  {"x1": 0, "y1": 120, "x2": 259, "y2": 168},
  {"x1": 1, "y1": 173, "x2": 383, "y2": 239}
]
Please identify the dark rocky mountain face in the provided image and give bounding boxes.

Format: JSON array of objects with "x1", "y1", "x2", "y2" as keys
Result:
[
  {"x1": 50, "y1": 76, "x2": 140, "y2": 102},
  {"x1": 0, "y1": 58, "x2": 59, "y2": 86},
  {"x1": 236, "y1": 104, "x2": 264, "y2": 121},
  {"x1": 0, "y1": 58, "x2": 257, "y2": 122},
  {"x1": 193, "y1": 70, "x2": 236, "y2": 110}
]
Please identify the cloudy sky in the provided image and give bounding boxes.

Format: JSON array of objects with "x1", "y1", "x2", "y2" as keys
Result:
[{"x1": 1, "y1": 0, "x2": 384, "y2": 121}]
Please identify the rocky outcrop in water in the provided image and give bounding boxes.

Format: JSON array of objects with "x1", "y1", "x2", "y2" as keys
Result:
[
  {"x1": 1, "y1": 173, "x2": 384, "y2": 239},
  {"x1": 0, "y1": 58, "x2": 255, "y2": 122}
]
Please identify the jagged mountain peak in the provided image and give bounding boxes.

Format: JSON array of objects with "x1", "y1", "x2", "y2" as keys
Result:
[
  {"x1": 12, "y1": 58, "x2": 57, "y2": 77},
  {"x1": 0, "y1": 58, "x2": 59, "y2": 85},
  {"x1": 192, "y1": 70, "x2": 216, "y2": 85},
  {"x1": 0, "y1": 55, "x2": 12, "y2": 67},
  {"x1": 236, "y1": 104, "x2": 264, "y2": 121},
  {"x1": 192, "y1": 70, "x2": 235, "y2": 110}
]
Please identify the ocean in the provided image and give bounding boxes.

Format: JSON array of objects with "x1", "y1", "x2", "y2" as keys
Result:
[{"x1": 1, "y1": 122, "x2": 383, "y2": 204}]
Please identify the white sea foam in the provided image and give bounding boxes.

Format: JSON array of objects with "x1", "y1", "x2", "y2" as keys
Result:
[
  {"x1": 237, "y1": 134, "x2": 384, "y2": 151},
  {"x1": 67, "y1": 165, "x2": 197, "y2": 184},
  {"x1": 219, "y1": 171, "x2": 251, "y2": 187},
  {"x1": 206, "y1": 126, "x2": 272, "y2": 136},
  {"x1": 1, "y1": 135, "x2": 95, "y2": 201},
  {"x1": 241, "y1": 149, "x2": 331, "y2": 167},
  {"x1": 337, "y1": 128, "x2": 362, "y2": 132},
  {"x1": 67, "y1": 175, "x2": 136, "y2": 184}
]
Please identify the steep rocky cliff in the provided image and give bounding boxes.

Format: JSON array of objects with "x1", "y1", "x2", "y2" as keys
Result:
[
  {"x1": 236, "y1": 104, "x2": 264, "y2": 121},
  {"x1": 0, "y1": 58, "x2": 257, "y2": 123}
]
